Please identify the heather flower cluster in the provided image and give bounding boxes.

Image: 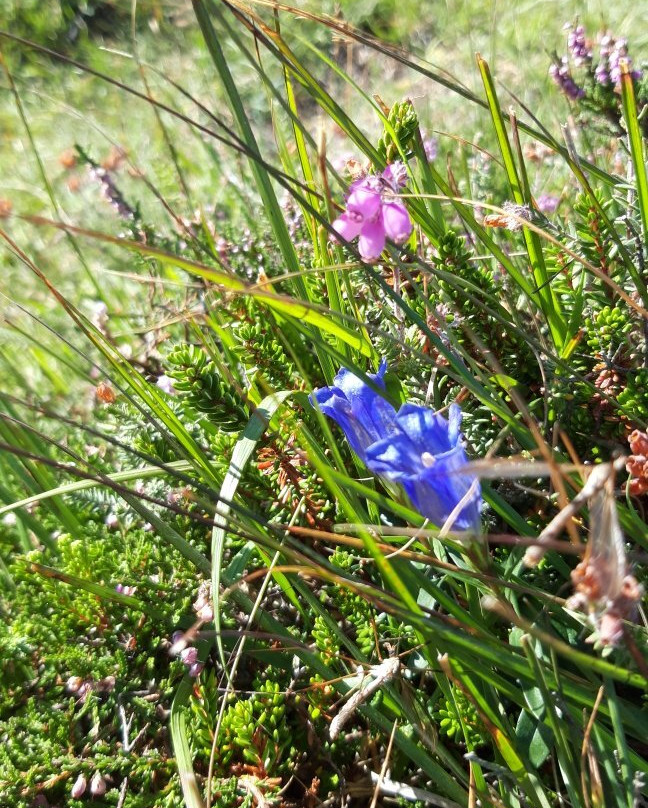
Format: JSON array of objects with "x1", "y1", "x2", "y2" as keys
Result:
[
  {"x1": 536, "y1": 194, "x2": 560, "y2": 215},
  {"x1": 626, "y1": 429, "x2": 648, "y2": 496},
  {"x1": 551, "y1": 23, "x2": 643, "y2": 102},
  {"x1": 332, "y1": 162, "x2": 413, "y2": 262},
  {"x1": 549, "y1": 57, "x2": 585, "y2": 100},
  {"x1": 597, "y1": 35, "x2": 641, "y2": 85},
  {"x1": 422, "y1": 134, "x2": 438, "y2": 162},
  {"x1": 567, "y1": 24, "x2": 591, "y2": 65},
  {"x1": 172, "y1": 631, "x2": 204, "y2": 677},
  {"x1": 310, "y1": 361, "x2": 481, "y2": 532}
]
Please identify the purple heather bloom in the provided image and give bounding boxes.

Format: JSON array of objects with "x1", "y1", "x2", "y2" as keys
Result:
[
  {"x1": 310, "y1": 362, "x2": 481, "y2": 532},
  {"x1": 549, "y1": 58, "x2": 585, "y2": 100},
  {"x1": 90, "y1": 772, "x2": 107, "y2": 797},
  {"x1": 156, "y1": 374, "x2": 177, "y2": 396},
  {"x1": 567, "y1": 24, "x2": 591, "y2": 65},
  {"x1": 537, "y1": 194, "x2": 560, "y2": 215},
  {"x1": 332, "y1": 163, "x2": 413, "y2": 262},
  {"x1": 608, "y1": 42, "x2": 641, "y2": 84},
  {"x1": 71, "y1": 774, "x2": 87, "y2": 799},
  {"x1": 419, "y1": 129, "x2": 439, "y2": 163},
  {"x1": 189, "y1": 662, "x2": 204, "y2": 678},
  {"x1": 180, "y1": 646, "x2": 199, "y2": 667},
  {"x1": 597, "y1": 34, "x2": 642, "y2": 85},
  {"x1": 382, "y1": 162, "x2": 408, "y2": 190},
  {"x1": 594, "y1": 62, "x2": 610, "y2": 85},
  {"x1": 423, "y1": 136, "x2": 438, "y2": 162}
]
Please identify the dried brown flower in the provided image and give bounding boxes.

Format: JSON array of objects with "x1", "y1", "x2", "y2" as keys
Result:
[
  {"x1": 58, "y1": 149, "x2": 77, "y2": 169},
  {"x1": 566, "y1": 468, "x2": 642, "y2": 645},
  {"x1": 627, "y1": 429, "x2": 648, "y2": 495},
  {"x1": 95, "y1": 382, "x2": 117, "y2": 404}
]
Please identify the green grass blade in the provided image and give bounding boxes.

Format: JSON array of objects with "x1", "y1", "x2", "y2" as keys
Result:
[
  {"x1": 620, "y1": 67, "x2": 648, "y2": 245},
  {"x1": 170, "y1": 677, "x2": 206, "y2": 808},
  {"x1": 192, "y1": 0, "x2": 308, "y2": 300},
  {"x1": 477, "y1": 55, "x2": 566, "y2": 349},
  {"x1": 211, "y1": 391, "x2": 292, "y2": 675}
]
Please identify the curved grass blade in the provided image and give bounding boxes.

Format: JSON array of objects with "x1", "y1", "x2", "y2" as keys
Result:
[
  {"x1": 211, "y1": 391, "x2": 292, "y2": 675},
  {"x1": 477, "y1": 55, "x2": 565, "y2": 350},
  {"x1": 0, "y1": 460, "x2": 192, "y2": 518},
  {"x1": 15, "y1": 216, "x2": 375, "y2": 359},
  {"x1": 170, "y1": 676, "x2": 206, "y2": 808}
]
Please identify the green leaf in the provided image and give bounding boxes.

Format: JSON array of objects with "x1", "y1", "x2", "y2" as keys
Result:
[{"x1": 516, "y1": 709, "x2": 553, "y2": 768}]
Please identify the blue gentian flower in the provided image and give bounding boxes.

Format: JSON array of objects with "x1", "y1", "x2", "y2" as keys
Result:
[{"x1": 310, "y1": 363, "x2": 481, "y2": 532}]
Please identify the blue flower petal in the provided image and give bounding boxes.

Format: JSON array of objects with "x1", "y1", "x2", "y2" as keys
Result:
[
  {"x1": 364, "y1": 432, "x2": 422, "y2": 477},
  {"x1": 395, "y1": 403, "x2": 459, "y2": 454},
  {"x1": 310, "y1": 360, "x2": 398, "y2": 462},
  {"x1": 401, "y1": 466, "x2": 480, "y2": 530},
  {"x1": 333, "y1": 358, "x2": 387, "y2": 399},
  {"x1": 417, "y1": 444, "x2": 481, "y2": 531},
  {"x1": 310, "y1": 386, "x2": 382, "y2": 460},
  {"x1": 366, "y1": 418, "x2": 481, "y2": 531}
]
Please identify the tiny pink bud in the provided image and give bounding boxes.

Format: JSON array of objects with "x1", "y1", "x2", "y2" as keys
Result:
[
  {"x1": 77, "y1": 681, "x2": 92, "y2": 700},
  {"x1": 90, "y1": 772, "x2": 106, "y2": 797},
  {"x1": 197, "y1": 603, "x2": 214, "y2": 622},
  {"x1": 156, "y1": 374, "x2": 177, "y2": 395},
  {"x1": 97, "y1": 675, "x2": 116, "y2": 693},
  {"x1": 71, "y1": 774, "x2": 87, "y2": 798},
  {"x1": 66, "y1": 676, "x2": 83, "y2": 693}
]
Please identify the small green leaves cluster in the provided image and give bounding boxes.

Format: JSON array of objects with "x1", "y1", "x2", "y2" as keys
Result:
[
  {"x1": 585, "y1": 305, "x2": 634, "y2": 356},
  {"x1": 618, "y1": 368, "x2": 648, "y2": 422},
  {"x1": 220, "y1": 679, "x2": 293, "y2": 773},
  {"x1": 191, "y1": 670, "x2": 297, "y2": 779},
  {"x1": 433, "y1": 687, "x2": 489, "y2": 749},
  {"x1": 233, "y1": 317, "x2": 297, "y2": 390},
  {"x1": 166, "y1": 344, "x2": 249, "y2": 432},
  {"x1": 376, "y1": 99, "x2": 420, "y2": 163},
  {"x1": 0, "y1": 521, "x2": 194, "y2": 806}
]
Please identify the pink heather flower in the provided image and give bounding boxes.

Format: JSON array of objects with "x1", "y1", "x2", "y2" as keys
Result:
[
  {"x1": 549, "y1": 58, "x2": 585, "y2": 100},
  {"x1": 382, "y1": 203, "x2": 413, "y2": 242},
  {"x1": 382, "y1": 162, "x2": 408, "y2": 190},
  {"x1": 156, "y1": 374, "x2": 177, "y2": 395},
  {"x1": 193, "y1": 581, "x2": 214, "y2": 622},
  {"x1": 567, "y1": 24, "x2": 591, "y2": 65},
  {"x1": 71, "y1": 774, "x2": 87, "y2": 799},
  {"x1": 536, "y1": 194, "x2": 560, "y2": 215},
  {"x1": 66, "y1": 676, "x2": 83, "y2": 693},
  {"x1": 423, "y1": 136, "x2": 438, "y2": 162},
  {"x1": 105, "y1": 512, "x2": 119, "y2": 530},
  {"x1": 180, "y1": 646, "x2": 199, "y2": 667},
  {"x1": 594, "y1": 62, "x2": 610, "y2": 85},
  {"x1": 332, "y1": 163, "x2": 413, "y2": 262},
  {"x1": 90, "y1": 772, "x2": 107, "y2": 797},
  {"x1": 189, "y1": 662, "x2": 204, "y2": 678},
  {"x1": 597, "y1": 34, "x2": 642, "y2": 86}
]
